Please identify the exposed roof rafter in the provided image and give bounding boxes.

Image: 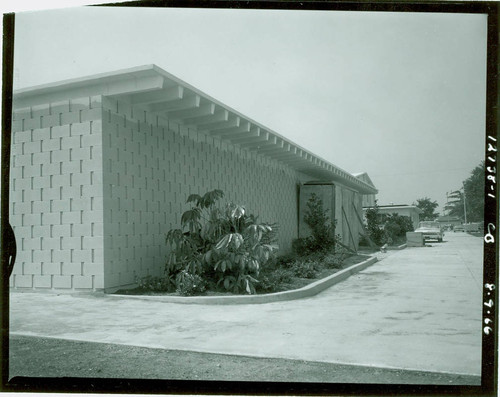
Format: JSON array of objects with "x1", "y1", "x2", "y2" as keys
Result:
[
  {"x1": 227, "y1": 126, "x2": 264, "y2": 144},
  {"x1": 167, "y1": 102, "x2": 215, "y2": 120},
  {"x1": 183, "y1": 108, "x2": 228, "y2": 127},
  {"x1": 148, "y1": 94, "x2": 200, "y2": 113},
  {"x1": 203, "y1": 115, "x2": 240, "y2": 133},
  {"x1": 215, "y1": 121, "x2": 252, "y2": 137},
  {"x1": 130, "y1": 84, "x2": 182, "y2": 105}
]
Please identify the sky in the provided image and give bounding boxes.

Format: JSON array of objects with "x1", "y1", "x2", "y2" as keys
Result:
[{"x1": 4, "y1": 3, "x2": 488, "y2": 213}]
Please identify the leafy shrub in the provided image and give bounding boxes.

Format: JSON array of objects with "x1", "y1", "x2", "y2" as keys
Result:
[
  {"x1": 175, "y1": 271, "x2": 206, "y2": 296},
  {"x1": 303, "y1": 193, "x2": 337, "y2": 252},
  {"x1": 165, "y1": 189, "x2": 278, "y2": 295},
  {"x1": 136, "y1": 275, "x2": 175, "y2": 292},
  {"x1": 325, "y1": 243, "x2": 351, "y2": 267},
  {"x1": 261, "y1": 222, "x2": 280, "y2": 245},
  {"x1": 384, "y1": 214, "x2": 414, "y2": 245},
  {"x1": 322, "y1": 254, "x2": 344, "y2": 269},
  {"x1": 291, "y1": 236, "x2": 316, "y2": 256},
  {"x1": 293, "y1": 193, "x2": 340, "y2": 256},
  {"x1": 358, "y1": 234, "x2": 370, "y2": 247},
  {"x1": 291, "y1": 260, "x2": 320, "y2": 278},
  {"x1": 365, "y1": 204, "x2": 387, "y2": 246},
  {"x1": 365, "y1": 204, "x2": 414, "y2": 246},
  {"x1": 274, "y1": 253, "x2": 296, "y2": 268},
  {"x1": 303, "y1": 250, "x2": 328, "y2": 262},
  {"x1": 257, "y1": 268, "x2": 295, "y2": 293}
]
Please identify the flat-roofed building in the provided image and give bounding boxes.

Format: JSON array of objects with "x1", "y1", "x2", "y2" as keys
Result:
[{"x1": 9, "y1": 65, "x2": 377, "y2": 292}]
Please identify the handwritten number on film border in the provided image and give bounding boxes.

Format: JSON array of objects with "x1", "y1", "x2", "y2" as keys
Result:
[
  {"x1": 484, "y1": 284, "x2": 495, "y2": 335},
  {"x1": 484, "y1": 136, "x2": 497, "y2": 336},
  {"x1": 486, "y1": 136, "x2": 496, "y2": 199}
]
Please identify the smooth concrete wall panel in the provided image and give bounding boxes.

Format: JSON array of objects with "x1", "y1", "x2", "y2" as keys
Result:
[
  {"x1": 362, "y1": 194, "x2": 376, "y2": 208},
  {"x1": 101, "y1": 97, "x2": 303, "y2": 291},
  {"x1": 351, "y1": 190, "x2": 362, "y2": 248},
  {"x1": 341, "y1": 188, "x2": 352, "y2": 248},
  {"x1": 342, "y1": 187, "x2": 361, "y2": 250},
  {"x1": 334, "y1": 185, "x2": 343, "y2": 247},
  {"x1": 10, "y1": 96, "x2": 105, "y2": 290},
  {"x1": 335, "y1": 184, "x2": 362, "y2": 251}
]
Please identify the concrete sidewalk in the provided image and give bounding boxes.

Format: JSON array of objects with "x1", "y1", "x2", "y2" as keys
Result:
[{"x1": 9, "y1": 232, "x2": 483, "y2": 376}]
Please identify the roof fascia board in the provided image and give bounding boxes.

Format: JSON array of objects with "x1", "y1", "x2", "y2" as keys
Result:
[
  {"x1": 377, "y1": 206, "x2": 423, "y2": 213},
  {"x1": 14, "y1": 68, "x2": 165, "y2": 108}
]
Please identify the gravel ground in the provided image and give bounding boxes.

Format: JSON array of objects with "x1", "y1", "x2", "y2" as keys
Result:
[{"x1": 8, "y1": 334, "x2": 481, "y2": 393}]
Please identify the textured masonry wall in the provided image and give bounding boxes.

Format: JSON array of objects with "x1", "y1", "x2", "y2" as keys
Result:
[
  {"x1": 101, "y1": 97, "x2": 306, "y2": 290},
  {"x1": 9, "y1": 97, "x2": 105, "y2": 290},
  {"x1": 9, "y1": 92, "x2": 353, "y2": 292}
]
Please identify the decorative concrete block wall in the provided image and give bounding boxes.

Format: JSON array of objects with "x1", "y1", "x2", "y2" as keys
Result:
[
  {"x1": 9, "y1": 94, "x2": 308, "y2": 292},
  {"x1": 9, "y1": 96, "x2": 105, "y2": 290},
  {"x1": 100, "y1": 97, "x2": 306, "y2": 290}
]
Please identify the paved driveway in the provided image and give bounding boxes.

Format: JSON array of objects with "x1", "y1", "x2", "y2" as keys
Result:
[{"x1": 10, "y1": 232, "x2": 483, "y2": 375}]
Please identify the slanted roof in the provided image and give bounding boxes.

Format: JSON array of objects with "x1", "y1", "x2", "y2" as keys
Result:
[
  {"x1": 369, "y1": 204, "x2": 423, "y2": 214},
  {"x1": 353, "y1": 172, "x2": 377, "y2": 191},
  {"x1": 13, "y1": 64, "x2": 377, "y2": 194}
]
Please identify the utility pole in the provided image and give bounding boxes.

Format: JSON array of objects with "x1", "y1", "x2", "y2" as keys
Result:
[{"x1": 462, "y1": 183, "x2": 467, "y2": 224}]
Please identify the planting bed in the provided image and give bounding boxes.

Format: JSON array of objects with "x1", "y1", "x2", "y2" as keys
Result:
[{"x1": 113, "y1": 254, "x2": 377, "y2": 304}]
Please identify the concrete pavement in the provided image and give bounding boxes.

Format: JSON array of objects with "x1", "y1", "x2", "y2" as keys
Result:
[{"x1": 9, "y1": 232, "x2": 483, "y2": 376}]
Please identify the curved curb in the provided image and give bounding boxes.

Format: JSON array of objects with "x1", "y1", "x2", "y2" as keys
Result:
[
  {"x1": 111, "y1": 256, "x2": 378, "y2": 305},
  {"x1": 389, "y1": 243, "x2": 407, "y2": 250}
]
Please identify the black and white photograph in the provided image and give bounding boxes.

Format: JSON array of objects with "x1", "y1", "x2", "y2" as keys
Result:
[{"x1": 1, "y1": 0, "x2": 498, "y2": 395}]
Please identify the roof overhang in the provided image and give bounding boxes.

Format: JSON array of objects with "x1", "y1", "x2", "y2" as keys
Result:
[
  {"x1": 13, "y1": 64, "x2": 378, "y2": 195},
  {"x1": 353, "y1": 172, "x2": 377, "y2": 191},
  {"x1": 366, "y1": 205, "x2": 423, "y2": 214}
]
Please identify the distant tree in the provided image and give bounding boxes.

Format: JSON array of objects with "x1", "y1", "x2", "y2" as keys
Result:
[
  {"x1": 464, "y1": 162, "x2": 485, "y2": 222},
  {"x1": 446, "y1": 162, "x2": 485, "y2": 222},
  {"x1": 414, "y1": 197, "x2": 439, "y2": 221},
  {"x1": 444, "y1": 191, "x2": 463, "y2": 219},
  {"x1": 384, "y1": 213, "x2": 414, "y2": 245},
  {"x1": 363, "y1": 204, "x2": 414, "y2": 246}
]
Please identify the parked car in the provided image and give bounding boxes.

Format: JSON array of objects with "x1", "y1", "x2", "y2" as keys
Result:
[
  {"x1": 415, "y1": 221, "x2": 444, "y2": 242},
  {"x1": 453, "y1": 224, "x2": 465, "y2": 232}
]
